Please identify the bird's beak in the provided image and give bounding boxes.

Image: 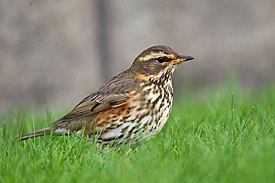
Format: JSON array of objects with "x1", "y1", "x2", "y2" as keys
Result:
[{"x1": 172, "y1": 55, "x2": 194, "y2": 64}]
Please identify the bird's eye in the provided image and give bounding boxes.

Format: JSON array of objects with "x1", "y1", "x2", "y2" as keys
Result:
[{"x1": 156, "y1": 57, "x2": 170, "y2": 63}]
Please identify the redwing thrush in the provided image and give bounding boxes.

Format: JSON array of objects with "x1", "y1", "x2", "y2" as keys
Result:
[{"x1": 18, "y1": 45, "x2": 194, "y2": 145}]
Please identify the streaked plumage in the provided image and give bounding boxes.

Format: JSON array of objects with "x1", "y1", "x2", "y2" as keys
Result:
[{"x1": 18, "y1": 45, "x2": 194, "y2": 145}]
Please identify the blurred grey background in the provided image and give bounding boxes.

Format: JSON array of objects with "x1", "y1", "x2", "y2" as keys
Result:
[{"x1": 0, "y1": 0, "x2": 274, "y2": 114}]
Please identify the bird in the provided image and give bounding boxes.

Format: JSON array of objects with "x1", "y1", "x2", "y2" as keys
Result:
[{"x1": 18, "y1": 45, "x2": 194, "y2": 145}]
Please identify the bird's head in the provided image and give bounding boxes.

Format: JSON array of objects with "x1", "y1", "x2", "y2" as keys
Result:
[{"x1": 131, "y1": 45, "x2": 194, "y2": 81}]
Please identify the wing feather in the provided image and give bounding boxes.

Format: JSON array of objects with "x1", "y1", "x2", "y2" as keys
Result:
[
  {"x1": 54, "y1": 71, "x2": 138, "y2": 126},
  {"x1": 56, "y1": 93, "x2": 129, "y2": 123}
]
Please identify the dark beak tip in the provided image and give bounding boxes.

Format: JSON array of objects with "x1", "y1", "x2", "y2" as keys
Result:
[
  {"x1": 185, "y1": 56, "x2": 194, "y2": 61},
  {"x1": 178, "y1": 55, "x2": 194, "y2": 61}
]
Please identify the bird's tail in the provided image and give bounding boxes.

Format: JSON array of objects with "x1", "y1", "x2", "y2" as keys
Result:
[{"x1": 17, "y1": 127, "x2": 51, "y2": 140}]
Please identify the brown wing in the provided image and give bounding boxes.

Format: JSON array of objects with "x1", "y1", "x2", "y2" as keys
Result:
[
  {"x1": 52, "y1": 69, "x2": 139, "y2": 133},
  {"x1": 57, "y1": 93, "x2": 129, "y2": 122}
]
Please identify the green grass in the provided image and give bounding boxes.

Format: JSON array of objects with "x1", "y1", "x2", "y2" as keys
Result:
[{"x1": 0, "y1": 83, "x2": 274, "y2": 183}]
